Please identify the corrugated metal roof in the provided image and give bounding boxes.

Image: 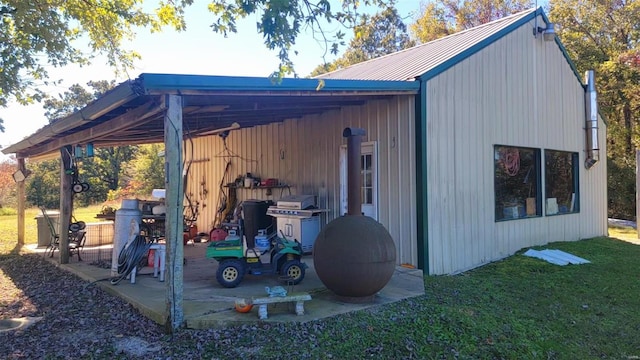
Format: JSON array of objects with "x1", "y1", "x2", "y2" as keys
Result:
[{"x1": 318, "y1": 8, "x2": 538, "y2": 81}]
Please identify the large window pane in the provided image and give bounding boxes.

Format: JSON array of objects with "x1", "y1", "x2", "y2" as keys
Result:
[
  {"x1": 545, "y1": 150, "x2": 579, "y2": 215},
  {"x1": 494, "y1": 145, "x2": 541, "y2": 221}
]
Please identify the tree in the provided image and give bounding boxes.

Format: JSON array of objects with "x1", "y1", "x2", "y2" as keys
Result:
[
  {"x1": 0, "y1": 158, "x2": 16, "y2": 207},
  {"x1": 0, "y1": 0, "x2": 189, "y2": 109},
  {"x1": 43, "y1": 80, "x2": 116, "y2": 122},
  {"x1": 41, "y1": 81, "x2": 138, "y2": 205},
  {"x1": 130, "y1": 143, "x2": 165, "y2": 197},
  {"x1": 1, "y1": 0, "x2": 393, "y2": 111},
  {"x1": 549, "y1": 0, "x2": 640, "y2": 219},
  {"x1": 410, "y1": 0, "x2": 533, "y2": 42},
  {"x1": 26, "y1": 159, "x2": 59, "y2": 208},
  {"x1": 310, "y1": 5, "x2": 414, "y2": 76}
]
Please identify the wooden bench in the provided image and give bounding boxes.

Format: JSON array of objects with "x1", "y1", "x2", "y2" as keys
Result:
[{"x1": 242, "y1": 293, "x2": 312, "y2": 320}]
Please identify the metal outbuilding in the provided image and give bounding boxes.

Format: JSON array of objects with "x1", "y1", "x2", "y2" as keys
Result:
[{"x1": 4, "y1": 7, "x2": 607, "y2": 328}]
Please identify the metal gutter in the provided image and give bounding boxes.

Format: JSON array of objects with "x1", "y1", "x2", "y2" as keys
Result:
[
  {"x1": 415, "y1": 80, "x2": 429, "y2": 274},
  {"x1": 139, "y1": 73, "x2": 420, "y2": 93},
  {"x1": 2, "y1": 80, "x2": 140, "y2": 156}
]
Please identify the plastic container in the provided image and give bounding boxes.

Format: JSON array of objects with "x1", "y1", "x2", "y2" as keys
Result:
[{"x1": 35, "y1": 210, "x2": 60, "y2": 248}]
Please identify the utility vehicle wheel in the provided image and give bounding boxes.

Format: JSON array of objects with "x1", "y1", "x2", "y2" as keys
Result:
[
  {"x1": 72, "y1": 183, "x2": 84, "y2": 193},
  {"x1": 281, "y1": 260, "x2": 305, "y2": 285},
  {"x1": 81, "y1": 182, "x2": 90, "y2": 192},
  {"x1": 216, "y1": 259, "x2": 245, "y2": 288}
]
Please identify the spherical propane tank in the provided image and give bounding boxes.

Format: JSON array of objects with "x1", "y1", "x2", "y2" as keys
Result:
[{"x1": 313, "y1": 215, "x2": 396, "y2": 301}]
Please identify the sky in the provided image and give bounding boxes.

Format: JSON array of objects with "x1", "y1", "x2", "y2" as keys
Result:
[{"x1": 0, "y1": 1, "x2": 421, "y2": 156}]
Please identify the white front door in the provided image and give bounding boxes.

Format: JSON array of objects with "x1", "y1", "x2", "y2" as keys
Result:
[{"x1": 340, "y1": 141, "x2": 378, "y2": 220}]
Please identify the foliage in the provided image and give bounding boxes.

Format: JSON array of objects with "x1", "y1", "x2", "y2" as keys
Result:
[
  {"x1": 410, "y1": 0, "x2": 533, "y2": 42},
  {"x1": 0, "y1": 158, "x2": 16, "y2": 208},
  {"x1": 0, "y1": 0, "x2": 190, "y2": 108},
  {"x1": 607, "y1": 157, "x2": 635, "y2": 219},
  {"x1": 129, "y1": 143, "x2": 165, "y2": 197},
  {"x1": 87, "y1": 146, "x2": 139, "y2": 192},
  {"x1": 39, "y1": 81, "x2": 139, "y2": 205},
  {"x1": 42, "y1": 80, "x2": 116, "y2": 122},
  {"x1": 207, "y1": 0, "x2": 392, "y2": 78},
  {"x1": 549, "y1": 0, "x2": 640, "y2": 219},
  {"x1": 25, "y1": 159, "x2": 59, "y2": 208},
  {"x1": 309, "y1": 5, "x2": 414, "y2": 76},
  {"x1": 2, "y1": 0, "x2": 394, "y2": 108}
]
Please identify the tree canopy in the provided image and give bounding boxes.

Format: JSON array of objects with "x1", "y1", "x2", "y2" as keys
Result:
[
  {"x1": 0, "y1": 0, "x2": 395, "y2": 112},
  {"x1": 549, "y1": 0, "x2": 640, "y2": 219},
  {"x1": 410, "y1": 0, "x2": 533, "y2": 42},
  {"x1": 309, "y1": 5, "x2": 414, "y2": 76},
  {"x1": 0, "y1": 0, "x2": 191, "y2": 107}
]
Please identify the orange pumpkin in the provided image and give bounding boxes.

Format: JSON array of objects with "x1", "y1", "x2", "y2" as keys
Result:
[{"x1": 235, "y1": 303, "x2": 253, "y2": 313}]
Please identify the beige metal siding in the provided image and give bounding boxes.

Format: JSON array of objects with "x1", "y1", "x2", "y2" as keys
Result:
[
  {"x1": 185, "y1": 97, "x2": 418, "y2": 267},
  {"x1": 426, "y1": 18, "x2": 608, "y2": 274}
]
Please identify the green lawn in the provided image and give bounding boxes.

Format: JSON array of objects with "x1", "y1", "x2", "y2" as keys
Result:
[
  {"x1": 0, "y1": 205, "x2": 104, "y2": 254},
  {"x1": 1, "y1": 209, "x2": 639, "y2": 358},
  {"x1": 239, "y1": 237, "x2": 640, "y2": 359}
]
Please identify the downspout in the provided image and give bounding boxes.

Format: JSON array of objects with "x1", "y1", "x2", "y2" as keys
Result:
[{"x1": 584, "y1": 70, "x2": 600, "y2": 169}]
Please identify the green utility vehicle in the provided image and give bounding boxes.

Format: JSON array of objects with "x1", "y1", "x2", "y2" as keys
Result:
[{"x1": 206, "y1": 230, "x2": 306, "y2": 288}]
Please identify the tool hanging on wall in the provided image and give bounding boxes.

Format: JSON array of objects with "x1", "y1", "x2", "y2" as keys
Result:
[{"x1": 65, "y1": 147, "x2": 90, "y2": 194}]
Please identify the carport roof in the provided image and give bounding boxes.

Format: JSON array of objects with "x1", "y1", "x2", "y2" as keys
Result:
[{"x1": 3, "y1": 73, "x2": 419, "y2": 159}]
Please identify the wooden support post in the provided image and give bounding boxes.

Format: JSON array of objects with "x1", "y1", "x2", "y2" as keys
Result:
[
  {"x1": 636, "y1": 150, "x2": 640, "y2": 239},
  {"x1": 59, "y1": 146, "x2": 73, "y2": 263},
  {"x1": 164, "y1": 94, "x2": 184, "y2": 332},
  {"x1": 16, "y1": 158, "x2": 26, "y2": 247}
]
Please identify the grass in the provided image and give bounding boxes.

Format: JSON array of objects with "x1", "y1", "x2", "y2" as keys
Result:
[
  {"x1": 230, "y1": 236, "x2": 640, "y2": 359},
  {"x1": 1, "y1": 209, "x2": 639, "y2": 358},
  {"x1": 0, "y1": 205, "x2": 104, "y2": 254}
]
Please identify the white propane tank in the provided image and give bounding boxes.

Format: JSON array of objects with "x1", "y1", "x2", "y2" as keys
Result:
[
  {"x1": 111, "y1": 199, "x2": 142, "y2": 276},
  {"x1": 255, "y1": 232, "x2": 270, "y2": 252}
]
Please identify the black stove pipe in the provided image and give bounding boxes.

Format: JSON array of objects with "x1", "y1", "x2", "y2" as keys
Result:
[{"x1": 343, "y1": 127, "x2": 366, "y2": 216}]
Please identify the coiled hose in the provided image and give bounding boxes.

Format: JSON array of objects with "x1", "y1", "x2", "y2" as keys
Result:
[{"x1": 110, "y1": 234, "x2": 152, "y2": 285}]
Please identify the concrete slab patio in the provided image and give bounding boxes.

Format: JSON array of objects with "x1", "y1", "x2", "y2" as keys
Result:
[{"x1": 37, "y1": 242, "x2": 425, "y2": 329}]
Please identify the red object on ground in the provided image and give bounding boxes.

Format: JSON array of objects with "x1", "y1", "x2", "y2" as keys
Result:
[
  {"x1": 235, "y1": 303, "x2": 253, "y2": 313},
  {"x1": 148, "y1": 249, "x2": 155, "y2": 267},
  {"x1": 209, "y1": 228, "x2": 228, "y2": 242}
]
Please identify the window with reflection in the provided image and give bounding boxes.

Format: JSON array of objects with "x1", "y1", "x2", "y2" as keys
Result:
[
  {"x1": 494, "y1": 145, "x2": 541, "y2": 221},
  {"x1": 545, "y1": 150, "x2": 579, "y2": 215},
  {"x1": 361, "y1": 154, "x2": 373, "y2": 205}
]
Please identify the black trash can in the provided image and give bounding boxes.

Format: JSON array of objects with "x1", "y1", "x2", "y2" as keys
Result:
[{"x1": 242, "y1": 200, "x2": 274, "y2": 248}]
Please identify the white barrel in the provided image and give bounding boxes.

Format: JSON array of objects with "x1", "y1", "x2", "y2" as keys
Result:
[{"x1": 111, "y1": 199, "x2": 142, "y2": 276}]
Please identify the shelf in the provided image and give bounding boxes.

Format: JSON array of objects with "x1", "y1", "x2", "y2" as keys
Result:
[{"x1": 224, "y1": 184, "x2": 290, "y2": 189}]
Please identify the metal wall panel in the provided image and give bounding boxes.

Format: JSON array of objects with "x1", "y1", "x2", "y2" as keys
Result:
[
  {"x1": 185, "y1": 97, "x2": 418, "y2": 267},
  {"x1": 425, "y1": 18, "x2": 608, "y2": 274}
]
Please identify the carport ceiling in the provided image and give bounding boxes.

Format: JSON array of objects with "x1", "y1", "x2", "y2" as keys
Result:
[
  {"x1": 97, "y1": 93, "x2": 389, "y2": 144},
  {"x1": 4, "y1": 73, "x2": 419, "y2": 159}
]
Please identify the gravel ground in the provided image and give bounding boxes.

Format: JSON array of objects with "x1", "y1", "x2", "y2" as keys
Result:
[{"x1": 0, "y1": 253, "x2": 340, "y2": 359}]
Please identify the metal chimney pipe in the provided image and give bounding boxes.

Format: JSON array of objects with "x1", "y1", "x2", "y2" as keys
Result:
[
  {"x1": 343, "y1": 127, "x2": 366, "y2": 215},
  {"x1": 584, "y1": 70, "x2": 600, "y2": 169}
]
